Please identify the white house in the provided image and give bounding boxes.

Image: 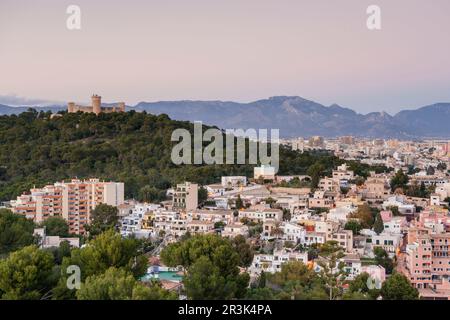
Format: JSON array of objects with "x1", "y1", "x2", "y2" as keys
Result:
[
  {"x1": 206, "y1": 184, "x2": 226, "y2": 197},
  {"x1": 340, "y1": 254, "x2": 361, "y2": 280},
  {"x1": 380, "y1": 210, "x2": 407, "y2": 234},
  {"x1": 34, "y1": 228, "x2": 80, "y2": 248},
  {"x1": 382, "y1": 196, "x2": 415, "y2": 215},
  {"x1": 186, "y1": 220, "x2": 215, "y2": 234},
  {"x1": 249, "y1": 249, "x2": 308, "y2": 276},
  {"x1": 327, "y1": 204, "x2": 357, "y2": 223},
  {"x1": 361, "y1": 265, "x2": 386, "y2": 284},
  {"x1": 154, "y1": 210, "x2": 187, "y2": 237},
  {"x1": 332, "y1": 164, "x2": 355, "y2": 181},
  {"x1": 221, "y1": 176, "x2": 247, "y2": 188},
  {"x1": 281, "y1": 222, "x2": 306, "y2": 244},
  {"x1": 304, "y1": 231, "x2": 326, "y2": 246},
  {"x1": 371, "y1": 232, "x2": 403, "y2": 257},
  {"x1": 222, "y1": 222, "x2": 249, "y2": 238},
  {"x1": 239, "y1": 208, "x2": 283, "y2": 223},
  {"x1": 120, "y1": 202, "x2": 161, "y2": 237}
]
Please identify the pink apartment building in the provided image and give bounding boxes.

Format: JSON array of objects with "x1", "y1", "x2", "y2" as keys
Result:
[
  {"x1": 402, "y1": 209, "x2": 450, "y2": 299},
  {"x1": 12, "y1": 178, "x2": 124, "y2": 235},
  {"x1": 404, "y1": 231, "x2": 450, "y2": 299}
]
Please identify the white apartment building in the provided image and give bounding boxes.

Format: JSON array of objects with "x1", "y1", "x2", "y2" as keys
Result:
[{"x1": 340, "y1": 254, "x2": 362, "y2": 279}]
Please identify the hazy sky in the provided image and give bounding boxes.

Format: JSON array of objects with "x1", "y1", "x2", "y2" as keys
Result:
[{"x1": 1, "y1": 0, "x2": 450, "y2": 114}]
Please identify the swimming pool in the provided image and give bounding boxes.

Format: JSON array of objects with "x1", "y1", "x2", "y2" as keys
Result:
[{"x1": 142, "y1": 271, "x2": 183, "y2": 282}]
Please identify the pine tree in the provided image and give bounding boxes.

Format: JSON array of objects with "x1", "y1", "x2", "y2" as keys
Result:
[
  {"x1": 373, "y1": 212, "x2": 384, "y2": 235},
  {"x1": 390, "y1": 169, "x2": 409, "y2": 192},
  {"x1": 235, "y1": 195, "x2": 244, "y2": 210},
  {"x1": 258, "y1": 271, "x2": 266, "y2": 288}
]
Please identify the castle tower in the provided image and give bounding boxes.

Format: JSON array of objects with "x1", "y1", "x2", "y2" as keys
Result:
[
  {"x1": 67, "y1": 102, "x2": 75, "y2": 113},
  {"x1": 91, "y1": 94, "x2": 102, "y2": 115},
  {"x1": 117, "y1": 102, "x2": 125, "y2": 112}
]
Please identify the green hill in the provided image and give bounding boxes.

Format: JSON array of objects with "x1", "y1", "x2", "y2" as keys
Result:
[{"x1": 0, "y1": 109, "x2": 369, "y2": 202}]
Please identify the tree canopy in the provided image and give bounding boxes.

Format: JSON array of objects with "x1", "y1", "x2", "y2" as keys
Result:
[
  {"x1": 373, "y1": 247, "x2": 394, "y2": 274},
  {"x1": 86, "y1": 204, "x2": 119, "y2": 237},
  {"x1": 265, "y1": 261, "x2": 329, "y2": 300},
  {"x1": 160, "y1": 234, "x2": 250, "y2": 299},
  {"x1": 344, "y1": 221, "x2": 362, "y2": 235},
  {"x1": 390, "y1": 170, "x2": 409, "y2": 192},
  {"x1": 0, "y1": 110, "x2": 365, "y2": 202},
  {"x1": 349, "y1": 204, "x2": 377, "y2": 229},
  {"x1": 76, "y1": 267, "x2": 176, "y2": 300},
  {"x1": 61, "y1": 229, "x2": 148, "y2": 282},
  {"x1": 0, "y1": 209, "x2": 36, "y2": 255},
  {"x1": 0, "y1": 245, "x2": 56, "y2": 299},
  {"x1": 40, "y1": 216, "x2": 69, "y2": 237},
  {"x1": 373, "y1": 212, "x2": 384, "y2": 235},
  {"x1": 380, "y1": 273, "x2": 419, "y2": 300}
]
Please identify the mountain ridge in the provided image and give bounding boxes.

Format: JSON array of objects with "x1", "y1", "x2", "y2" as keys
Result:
[{"x1": 1, "y1": 96, "x2": 449, "y2": 139}]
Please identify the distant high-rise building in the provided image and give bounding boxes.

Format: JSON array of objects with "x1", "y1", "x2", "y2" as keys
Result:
[
  {"x1": 308, "y1": 136, "x2": 324, "y2": 148},
  {"x1": 67, "y1": 94, "x2": 125, "y2": 114},
  {"x1": 339, "y1": 136, "x2": 354, "y2": 145},
  {"x1": 12, "y1": 178, "x2": 124, "y2": 235},
  {"x1": 386, "y1": 139, "x2": 399, "y2": 148},
  {"x1": 372, "y1": 139, "x2": 385, "y2": 146},
  {"x1": 292, "y1": 138, "x2": 305, "y2": 151}
]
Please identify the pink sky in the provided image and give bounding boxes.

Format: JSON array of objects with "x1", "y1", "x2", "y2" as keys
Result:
[{"x1": 1, "y1": 0, "x2": 450, "y2": 113}]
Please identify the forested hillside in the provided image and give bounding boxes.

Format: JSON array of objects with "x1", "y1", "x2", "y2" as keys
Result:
[{"x1": 0, "y1": 109, "x2": 385, "y2": 201}]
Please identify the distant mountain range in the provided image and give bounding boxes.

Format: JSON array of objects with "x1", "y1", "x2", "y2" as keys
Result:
[
  {"x1": 0, "y1": 104, "x2": 64, "y2": 115},
  {"x1": 2, "y1": 96, "x2": 450, "y2": 138}
]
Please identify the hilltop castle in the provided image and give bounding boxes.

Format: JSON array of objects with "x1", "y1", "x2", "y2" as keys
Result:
[{"x1": 67, "y1": 95, "x2": 125, "y2": 114}]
